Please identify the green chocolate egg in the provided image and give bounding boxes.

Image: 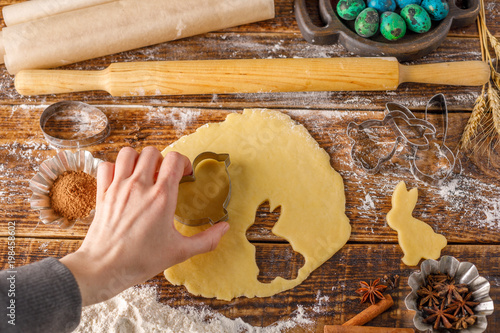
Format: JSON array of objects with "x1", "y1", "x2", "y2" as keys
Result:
[
  {"x1": 337, "y1": 0, "x2": 366, "y2": 20},
  {"x1": 401, "y1": 4, "x2": 431, "y2": 33},
  {"x1": 380, "y1": 12, "x2": 406, "y2": 40},
  {"x1": 355, "y1": 8, "x2": 380, "y2": 38}
]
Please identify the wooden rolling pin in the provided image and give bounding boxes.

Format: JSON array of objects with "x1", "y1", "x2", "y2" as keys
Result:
[{"x1": 14, "y1": 58, "x2": 489, "y2": 97}]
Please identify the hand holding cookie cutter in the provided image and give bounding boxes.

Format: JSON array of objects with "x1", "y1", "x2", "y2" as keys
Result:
[
  {"x1": 347, "y1": 94, "x2": 459, "y2": 185},
  {"x1": 175, "y1": 152, "x2": 231, "y2": 227}
]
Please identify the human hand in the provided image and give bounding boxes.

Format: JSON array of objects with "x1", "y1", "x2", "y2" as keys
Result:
[{"x1": 60, "y1": 147, "x2": 229, "y2": 306}]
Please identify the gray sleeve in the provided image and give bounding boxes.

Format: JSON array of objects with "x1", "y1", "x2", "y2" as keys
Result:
[{"x1": 0, "y1": 257, "x2": 82, "y2": 333}]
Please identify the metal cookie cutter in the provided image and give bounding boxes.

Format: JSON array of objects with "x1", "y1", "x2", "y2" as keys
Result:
[
  {"x1": 347, "y1": 109, "x2": 436, "y2": 173},
  {"x1": 175, "y1": 152, "x2": 231, "y2": 227},
  {"x1": 347, "y1": 94, "x2": 459, "y2": 185},
  {"x1": 40, "y1": 101, "x2": 110, "y2": 148},
  {"x1": 404, "y1": 94, "x2": 461, "y2": 185}
]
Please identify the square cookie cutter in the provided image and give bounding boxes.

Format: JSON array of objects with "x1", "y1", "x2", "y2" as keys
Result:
[
  {"x1": 347, "y1": 94, "x2": 460, "y2": 185},
  {"x1": 175, "y1": 152, "x2": 231, "y2": 227}
]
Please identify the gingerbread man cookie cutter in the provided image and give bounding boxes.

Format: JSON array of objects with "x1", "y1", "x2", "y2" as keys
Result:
[
  {"x1": 347, "y1": 94, "x2": 459, "y2": 185},
  {"x1": 175, "y1": 152, "x2": 231, "y2": 227}
]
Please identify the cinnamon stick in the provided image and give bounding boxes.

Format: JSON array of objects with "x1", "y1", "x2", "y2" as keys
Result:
[
  {"x1": 324, "y1": 326, "x2": 413, "y2": 333},
  {"x1": 343, "y1": 294, "x2": 394, "y2": 326}
]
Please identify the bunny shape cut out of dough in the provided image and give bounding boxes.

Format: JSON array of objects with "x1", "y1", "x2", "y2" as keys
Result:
[{"x1": 387, "y1": 181, "x2": 447, "y2": 266}]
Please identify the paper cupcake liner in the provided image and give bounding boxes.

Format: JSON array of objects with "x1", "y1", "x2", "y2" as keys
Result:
[{"x1": 29, "y1": 150, "x2": 102, "y2": 229}]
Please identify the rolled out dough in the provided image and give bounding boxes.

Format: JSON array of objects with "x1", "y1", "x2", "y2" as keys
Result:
[{"x1": 162, "y1": 109, "x2": 351, "y2": 300}]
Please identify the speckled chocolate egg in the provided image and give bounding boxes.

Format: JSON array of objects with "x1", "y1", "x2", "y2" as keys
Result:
[
  {"x1": 380, "y1": 12, "x2": 406, "y2": 40},
  {"x1": 368, "y1": 0, "x2": 396, "y2": 13},
  {"x1": 401, "y1": 4, "x2": 431, "y2": 33},
  {"x1": 421, "y1": 0, "x2": 449, "y2": 20},
  {"x1": 337, "y1": 0, "x2": 366, "y2": 20},
  {"x1": 355, "y1": 8, "x2": 380, "y2": 37},
  {"x1": 395, "y1": 0, "x2": 421, "y2": 8}
]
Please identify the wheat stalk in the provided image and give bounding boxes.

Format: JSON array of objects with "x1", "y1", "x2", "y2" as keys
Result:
[
  {"x1": 461, "y1": 87, "x2": 487, "y2": 149},
  {"x1": 461, "y1": 0, "x2": 500, "y2": 153},
  {"x1": 489, "y1": 82, "x2": 500, "y2": 138},
  {"x1": 493, "y1": 70, "x2": 500, "y2": 91},
  {"x1": 486, "y1": 29, "x2": 500, "y2": 64}
]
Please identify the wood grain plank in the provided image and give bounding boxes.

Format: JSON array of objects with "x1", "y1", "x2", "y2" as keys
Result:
[
  {"x1": 1, "y1": 106, "x2": 499, "y2": 244},
  {"x1": 1, "y1": 238, "x2": 498, "y2": 331}
]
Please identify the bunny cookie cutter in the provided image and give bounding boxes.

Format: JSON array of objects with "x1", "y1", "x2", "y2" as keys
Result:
[
  {"x1": 347, "y1": 94, "x2": 460, "y2": 185},
  {"x1": 404, "y1": 94, "x2": 461, "y2": 185},
  {"x1": 347, "y1": 107, "x2": 436, "y2": 173}
]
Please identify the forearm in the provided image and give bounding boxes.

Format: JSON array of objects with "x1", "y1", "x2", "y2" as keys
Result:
[
  {"x1": 60, "y1": 250, "x2": 145, "y2": 307},
  {"x1": 0, "y1": 258, "x2": 82, "y2": 333}
]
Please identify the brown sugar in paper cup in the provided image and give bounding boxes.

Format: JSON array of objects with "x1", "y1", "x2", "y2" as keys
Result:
[{"x1": 29, "y1": 150, "x2": 102, "y2": 229}]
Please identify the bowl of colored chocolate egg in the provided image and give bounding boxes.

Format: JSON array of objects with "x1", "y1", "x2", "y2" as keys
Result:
[
  {"x1": 294, "y1": 0, "x2": 480, "y2": 60},
  {"x1": 337, "y1": 0, "x2": 445, "y2": 40}
]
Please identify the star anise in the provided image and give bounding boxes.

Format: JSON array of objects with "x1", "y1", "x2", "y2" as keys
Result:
[
  {"x1": 417, "y1": 284, "x2": 440, "y2": 309},
  {"x1": 448, "y1": 292, "x2": 480, "y2": 317},
  {"x1": 453, "y1": 315, "x2": 477, "y2": 330},
  {"x1": 435, "y1": 280, "x2": 469, "y2": 305},
  {"x1": 356, "y1": 278, "x2": 387, "y2": 305},
  {"x1": 424, "y1": 302, "x2": 457, "y2": 329},
  {"x1": 427, "y1": 273, "x2": 452, "y2": 287}
]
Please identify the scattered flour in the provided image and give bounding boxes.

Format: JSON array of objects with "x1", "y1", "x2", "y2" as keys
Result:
[
  {"x1": 38, "y1": 241, "x2": 49, "y2": 253},
  {"x1": 75, "y1": 286, "x2": 314, "y2": 333},
  {"x1": 312, "y1": 290, "x2": 330, "y2": 314},
  {"x1": 436, "y1": 175, "x2": 500, "y2": 230},
  {"x1": 146, "y1": 107, "x2": 202, "y2": 134},
  {"x1": 360, "y1": 193, "x2": 376, "y2": 211}
]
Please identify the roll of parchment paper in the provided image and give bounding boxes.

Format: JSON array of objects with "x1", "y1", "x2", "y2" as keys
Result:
[
  {"x1": 2, "y1": 0, "x2": 116, "y2": 26},
  {"x1": 1, "y1": 0, "x2": 275, "y2": 74}
]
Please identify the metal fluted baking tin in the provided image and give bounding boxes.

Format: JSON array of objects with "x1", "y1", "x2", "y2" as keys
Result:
[
  {"x1": 40, "y1": 101, "x2": 110, "y2": 148},
  {"x1": 405, "y1": 255, "x2": 494, "y2": 333},
  {"x1": 29, "y1": 150, "x2": 102, "y2": 229}
]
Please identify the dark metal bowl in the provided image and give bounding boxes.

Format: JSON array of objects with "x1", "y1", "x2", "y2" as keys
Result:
[{"x1": 294, "y1": 0, "x2": 479, "y2": 61}]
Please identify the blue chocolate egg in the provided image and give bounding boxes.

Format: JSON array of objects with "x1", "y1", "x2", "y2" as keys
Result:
[
  {"x1": 395, "y1": 0, "x2": 421, "y2": 8},
  {"x1": 355, "y1": 8, "x2": 380, "y2": 37},
  {"x1": 337, "y1": 0, "x2": 366, "y2": 20},
  {"x1": 401, "y1": 4, "x2": 431, "y2": 33},
  {"x1": 368, "y1": 0, "x2": 396, "y2": 12},
  {"x1": 380, "y1": 11, "x2": 406, "y2": 40},
  {"x1": 421, "y1": 0, "x2": 449, "y2": 20}
]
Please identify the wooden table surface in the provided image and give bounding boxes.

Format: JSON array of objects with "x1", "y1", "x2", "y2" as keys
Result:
[{"x1": 0, "y1": 0, "x2": 499, "y2": 332}]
